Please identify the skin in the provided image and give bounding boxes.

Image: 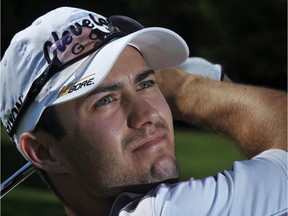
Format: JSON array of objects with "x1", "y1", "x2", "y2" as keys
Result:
[
  {"x1": 20, "y1": 46, "x2": 179, "y2": 215},
  {"x1": 54, "y1": 46, "x2": 179, "y2": 194},
  {"x1": 20, "y1": 45, "x2": 287, "y2": 216},
  {"x1": 156, "y1": 67, "x2": 287, "y2": 157}
]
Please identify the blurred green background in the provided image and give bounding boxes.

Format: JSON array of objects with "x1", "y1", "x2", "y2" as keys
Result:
[{"x1": 1, "y1": 0, "x2": 286, "y2": 215}]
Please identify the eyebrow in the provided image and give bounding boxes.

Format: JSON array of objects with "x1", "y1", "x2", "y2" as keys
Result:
[
  {"x1": 135, "y1": 69, "x2": 155, "y2": 83},
  {"x1": 86, "y1": 69, "x2": 155, "y2": 97},
  {"x1": 92, "y1": 83, "x2": 123, "y2": 94}
]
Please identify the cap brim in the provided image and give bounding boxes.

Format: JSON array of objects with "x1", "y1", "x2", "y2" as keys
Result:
[
  {"x1": 53, "y1": 27, "x2": 189, "y2": 104},
  {"x1": 15, "y1": 27, "x2": 189, "y2": 146}
]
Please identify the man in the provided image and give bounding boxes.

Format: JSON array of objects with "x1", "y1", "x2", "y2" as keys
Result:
[{"x1": 1, "y1": 7, "x2": 286, "y2": 216}]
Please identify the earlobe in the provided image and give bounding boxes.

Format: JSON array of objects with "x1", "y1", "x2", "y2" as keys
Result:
[{"x1": 19, "y1": 132, "x2": 69, "y2": 174}]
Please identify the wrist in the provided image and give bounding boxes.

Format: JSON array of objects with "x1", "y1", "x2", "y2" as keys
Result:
[{"x1": 174, "y1": 75, "x2": 203, "y2": 122}]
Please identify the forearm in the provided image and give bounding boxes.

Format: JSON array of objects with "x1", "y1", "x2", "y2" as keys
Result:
[{"x1": 156, "y1": 69, "x2": 287, "y2": 158}]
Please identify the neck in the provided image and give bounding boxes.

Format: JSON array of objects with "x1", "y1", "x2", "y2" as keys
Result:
[
  {"x1": 63, "y1": 198, "x2": 113, "y2": 216},
  {"x1": 50, "y1": 174, "x2": 114, "y2": 216}
]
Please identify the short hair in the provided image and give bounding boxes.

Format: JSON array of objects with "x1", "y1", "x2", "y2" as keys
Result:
[
  {"x1": 33, "y1": 106, "x2": 67, "y2": 204},
  {"x1": 34, "y1": 106, "x2": 66, "y2": 140}
]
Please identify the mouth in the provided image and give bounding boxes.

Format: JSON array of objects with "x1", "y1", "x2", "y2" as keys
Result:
[{"x1": 131, "y1": 132, "x2": 166, "y2": 153}]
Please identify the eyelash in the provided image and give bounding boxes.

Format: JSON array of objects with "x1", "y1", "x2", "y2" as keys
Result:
[
  {"x1": 95, "y1": 80, "x2": 157, "y2": 107},
  {"x1": 136, "y1": 80, "x2": 156, "y2": 91},
  {"x1": 96, "y1": 95, "x2": 113, "y2": 106}
]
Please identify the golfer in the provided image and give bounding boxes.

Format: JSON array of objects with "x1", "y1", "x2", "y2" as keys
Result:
[{"x1": 1, "y1": 7, "x2": 287, "y2": 216}]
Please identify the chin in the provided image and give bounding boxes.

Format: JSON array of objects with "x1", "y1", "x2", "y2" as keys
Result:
[{"x1": 151, "y1": 155, "x2": 180, "y2": 182}]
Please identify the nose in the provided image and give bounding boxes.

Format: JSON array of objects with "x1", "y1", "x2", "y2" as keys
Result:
[{"x1": 126, "y1": 95, "x2": 160, "y2": 129}]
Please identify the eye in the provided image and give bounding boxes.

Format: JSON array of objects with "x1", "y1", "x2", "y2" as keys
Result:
[
  {"x1": 95, "y1": 95, "x2": 113, "y2": 106},
  {"x1": 136, "y1": 80, "x2": 156, "y2": 91}
]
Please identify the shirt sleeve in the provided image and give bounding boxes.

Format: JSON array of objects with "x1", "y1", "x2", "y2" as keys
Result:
[{"x1": 115, "y1": 149, "x2": 287, "y2": 216}]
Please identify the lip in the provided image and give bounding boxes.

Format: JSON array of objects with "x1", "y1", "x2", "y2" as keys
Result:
[{"x1": 132, "y1": 133, "x2": 166, "y2": 152}]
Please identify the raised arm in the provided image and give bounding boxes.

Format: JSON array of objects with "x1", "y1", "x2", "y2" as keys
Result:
[{"x1": 156, "y1": 67, "x2": 287, "y2": 158}]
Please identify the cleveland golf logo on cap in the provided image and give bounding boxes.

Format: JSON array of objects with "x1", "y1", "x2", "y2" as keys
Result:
[{"x1": 44, "y1": 13, "x2": 117, "y2": 66}]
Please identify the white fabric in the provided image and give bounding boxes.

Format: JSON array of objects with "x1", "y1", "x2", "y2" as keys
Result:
[
  {"x1": 178, "y1": 57, "x2": 222, "y2": 81},
  {"x1": 111, "y1": 149, "x2": 288, "y2": 216}
]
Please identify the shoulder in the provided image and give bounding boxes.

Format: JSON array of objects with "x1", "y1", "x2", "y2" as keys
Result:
[{"x1": 111, "y1": 149, "x2": 287, "y2": 216}]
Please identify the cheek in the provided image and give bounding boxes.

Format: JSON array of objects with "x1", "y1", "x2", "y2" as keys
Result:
[
  {"x1": 64, "y1": 115, "x2": 128, "y2": 190},
  {"x1": 84, "y1": 115, "x2": 124, "y2": 153},
  {"x1": 155, "y1": 91, "x2": 174, "y2": 130},
  {"x1": 157, "y1": 92, "x2": 175, "y2": 153},
  {"x1": 81, "y1": 111, "x2": 132, "y2": 171}
]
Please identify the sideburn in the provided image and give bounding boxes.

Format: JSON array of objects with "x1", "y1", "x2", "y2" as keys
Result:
[{"x1": 34, "y1": 106, "x2": 66, "y2": 140}]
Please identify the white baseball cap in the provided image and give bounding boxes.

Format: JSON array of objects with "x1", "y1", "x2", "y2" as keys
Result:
[{"x1": 0, "y1": 7, "x2": 189, "y2": 151}]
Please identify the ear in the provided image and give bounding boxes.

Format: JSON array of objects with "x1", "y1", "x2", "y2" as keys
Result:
[{"x1": 19, "y1": 132, "x2": 69, "y2": 174}]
